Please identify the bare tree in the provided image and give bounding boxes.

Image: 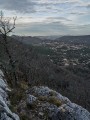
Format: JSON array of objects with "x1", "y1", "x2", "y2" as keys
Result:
[{"x1": 0, "y1": 11, "x2": 18, "y2": 87}]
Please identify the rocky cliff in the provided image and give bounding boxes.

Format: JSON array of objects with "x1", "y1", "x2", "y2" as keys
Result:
[{"x1": 0, "y1": 70, "x2": 20, "y2": 120}]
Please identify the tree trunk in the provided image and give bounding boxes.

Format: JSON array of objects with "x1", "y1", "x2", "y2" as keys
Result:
[{"x1": 3, "y1": 35, "x2": 18, "y2": 87}]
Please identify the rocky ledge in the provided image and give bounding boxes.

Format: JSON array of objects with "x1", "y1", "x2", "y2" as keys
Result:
[
  {"x1": 0, "y1": 70, "x2": 20, "y2": 120},
  {"x1": 22, "y1": 86, "x2": 90, "y2": 120}
]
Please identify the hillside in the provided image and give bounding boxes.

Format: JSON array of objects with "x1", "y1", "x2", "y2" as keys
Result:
[
  {"x1": 12, "y1": 35, "x2": 90, "y2": 45},
  {"x1": 0, "y1": 35, "x2": 90, "y2": 112},
  {"x1": 0, "y1": 70, "x2": 90, "y2": 120},
  {"x1": 12, "y1": 35, "x2": 43, "y2": 45},
  {"x1": 56, "y1": 35, "x2": 90, "y2": 45}
]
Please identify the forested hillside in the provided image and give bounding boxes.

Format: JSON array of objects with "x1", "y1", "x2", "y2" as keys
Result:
[{"x1": 0, "y1": 35, "x2": 90, "y2": 112}]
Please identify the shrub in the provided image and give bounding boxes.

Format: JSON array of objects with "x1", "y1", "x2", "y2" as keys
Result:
[
  {"x1": 20, "y1": 81, "x2": 29, "y2": 90},
  {"x1": 48, "y1": 96, "x2": 62, "y2": 107},
  {"x1": 38, "y1": 96, "x2": 48, "y2": 101}
]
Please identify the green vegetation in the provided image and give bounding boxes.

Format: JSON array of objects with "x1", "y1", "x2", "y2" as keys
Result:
[
  {"x1": 48, "y1": 96, "x2": 62, "y2": 107},
  {"x1": 38, "y1": 95, "x2": 62, "y2": 107},
  {"x1": 38, "y1": 96, "x2": 48, "y2": 101}
]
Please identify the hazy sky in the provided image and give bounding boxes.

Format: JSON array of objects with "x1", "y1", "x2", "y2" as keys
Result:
[{"x1": 0, "y1": 0, "x2": 90, "y2": 36}]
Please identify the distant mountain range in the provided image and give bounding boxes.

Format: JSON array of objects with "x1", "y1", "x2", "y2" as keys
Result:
[
  {"x1": 12, "y1": 35, "x2": 90, "y2": 45},
  {"x1": 55, "y1": 35, "x2": 90, "y2": 45},
  {"x1": 38, "y1": 35, "x2": 62, "y2": 40},
  {"x1": 12, "y1": 35, "x2": 42, "y2": 44},
  {"x1": 11, "y1": 35, "x2": 62, "y2": 44}
]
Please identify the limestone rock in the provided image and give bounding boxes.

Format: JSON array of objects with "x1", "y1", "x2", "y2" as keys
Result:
[
  {"x1": 27, "y1": 86, "x2": 90, "y2": 120},
  {"x1": 52, "y1": 103, "x2": 90, "y2": 120},
  {"x1": 0, "y1": 70, "x2": 20, "y2": 120},
  {"x1": 26, "y1": 94, "x2": 37, "y2": 105}
]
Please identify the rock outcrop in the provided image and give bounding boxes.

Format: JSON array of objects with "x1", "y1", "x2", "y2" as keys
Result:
[
  {"x1": 25, "y1": 86, "x2": 90, "y2": 120},
  {"x1": 0, "y1": 70, "x2": 20, "y2": 120}
]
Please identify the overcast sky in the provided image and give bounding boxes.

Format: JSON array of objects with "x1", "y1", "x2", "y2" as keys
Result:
[{"x1": 0, "y1": 0, "x2": 90, "y2": 36}]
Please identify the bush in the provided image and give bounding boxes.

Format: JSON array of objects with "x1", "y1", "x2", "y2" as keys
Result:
[
  {"x1": 38, "y1": 96, "x2": 48, "y2": 101},
  {"x1": 48, "y1": 96, "x2": 62, "y2": 107}
]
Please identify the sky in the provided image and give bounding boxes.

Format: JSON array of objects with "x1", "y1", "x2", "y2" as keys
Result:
[{"x1": 0, "y1": 0, "x2": 90, "y2": 36}]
